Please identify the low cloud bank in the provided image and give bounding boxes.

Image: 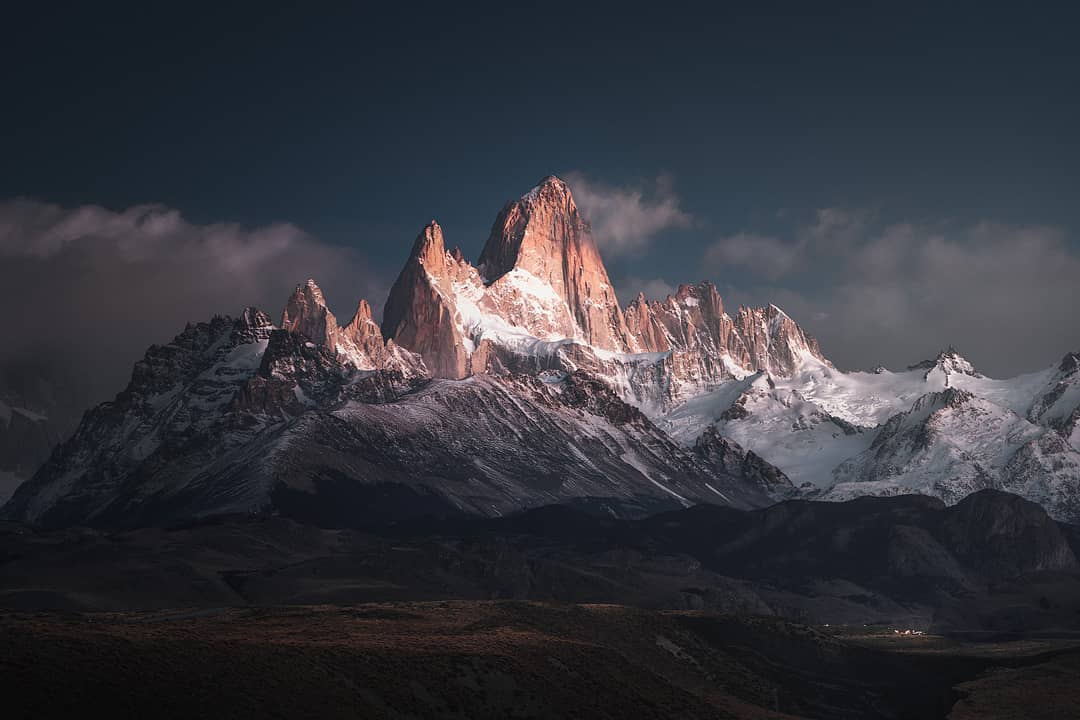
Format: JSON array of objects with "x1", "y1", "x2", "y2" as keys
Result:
[
  {"x1": 0, "y1": 198, "x2": 382, "y2": 405},
  {"x1": 704, "y1": 210, "x2": 1080, "y2": 376}
]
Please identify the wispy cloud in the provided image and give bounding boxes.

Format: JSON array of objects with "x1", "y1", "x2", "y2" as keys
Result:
[
  {"x1": 564, "y1": 173, "x2": 692, "y2": 256},
  {"x1": 703, "y1": 209, "x2": 872, "y2": 281},
  {"x1": 704, "y1": 233, "x2": 803, "y2": 280}
]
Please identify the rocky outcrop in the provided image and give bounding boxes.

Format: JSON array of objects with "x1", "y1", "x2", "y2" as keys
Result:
[
  {"x1": 907, "y1": 347, "x2": 983, "y2": 386},
  {"x1": 284, "y1": 278, "x2": 425, "y2": 376},
  {"x1": 731, "y1": 304, "x2": 828, "y2": 377},
  {"x1": 382, "y1": 222, "x2": 479, "y2": 379},
  {"x1": 622, "y1": 283, "x2": 832, "y2": 403},
  {"x1": 692, "y1": 424, "x2": 794, "y2": 498},
  {"x1": 1028, "y1": 351, "x2": 1080, "y2": 449},
  {"x1": 383, "y1": 180, "x2": 629, "y2": 381},
  {"x1": 280, "y1": 279, "x2": 337, "y2": 347}
]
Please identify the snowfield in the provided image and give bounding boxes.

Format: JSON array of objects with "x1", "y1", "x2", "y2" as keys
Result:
[{"x1": 655, "y1": 349, "x2": 1080, "y2": 520}]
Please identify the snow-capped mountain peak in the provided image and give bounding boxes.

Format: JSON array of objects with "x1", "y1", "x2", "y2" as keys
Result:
[
  {"x1": 908, "y1": 347, "x2": 983, "y2": 385},
  {"x1": 477, "y1": 174, "x2": 629, "y2": 352},
  {"x1": 5, "y1": 176, "x2": 1078, "y2": 531},
  {"x1": 379, "y1": 178, "x2": 832, "y2": 414}
]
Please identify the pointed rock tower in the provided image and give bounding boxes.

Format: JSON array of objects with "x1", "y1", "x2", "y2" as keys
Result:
[
  {"x1": 281, "y1": 279, "x2": 339, "y2": 346},
  {"x1": 382, "y1": 221, "x2": 480, "y2": 379},
  {"x1": 478, "y1": 175, "x2": 632, "y2": 352},
  {"x1": 283, "y1": 279, "x2": 423, "y2": 374}
]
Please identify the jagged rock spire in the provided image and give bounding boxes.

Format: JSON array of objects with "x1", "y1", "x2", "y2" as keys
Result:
[
  {"x1": 623, "y1": 280, "x2": 829, "y2": 380},
  {"x1": 478, "y1": 176, "x2": 631, "y2": 351},
  {"x1": 281, "y1": 278, "x2": 424, "y2": 375},
  {"x1": 281, "y1": 279, "x2": 337, "y2": 345},
  {"x1": 381, "y1": 177, "x2": 832, "y2": 391},
  {"x1": 382, "y1": 221, "x2": 476, "y2": 379}
]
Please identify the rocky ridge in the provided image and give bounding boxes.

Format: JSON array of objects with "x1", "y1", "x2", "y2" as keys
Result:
[
  {"x1": 2, "y1": 283, "x2": 784, "y2": 527},
  {"x1": 2, "y1": 176, "x2": 1079, "y2": 527},
  {"x1": 669, "y1": 347, "x2": 1080, "y2": 521},
  {"x1": 382, "y1": 176, "x2": 831, "y2": 412}
]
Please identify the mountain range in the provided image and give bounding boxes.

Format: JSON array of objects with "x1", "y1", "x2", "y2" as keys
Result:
[{"x1": 3, "y1": 176, "x2": 1079, "y2": 528}]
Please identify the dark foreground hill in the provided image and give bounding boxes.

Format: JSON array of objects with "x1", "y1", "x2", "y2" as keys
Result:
[
  {"x1": 2, "y1": 490, "x2": 1079, "y2": 633},
  {"x1": 4, "y1": 490, "x2": 1080, "y2": 718},
  {"x1": 3, "y1": 603, "x2": 1079, "y2": 720}
]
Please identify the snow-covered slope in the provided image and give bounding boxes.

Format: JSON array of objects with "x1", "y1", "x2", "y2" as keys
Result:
[
  {"x1": 826, "y1": 388, "x2": 1046, "y2": 503},
  {"x1": 3, "y1": 176, "x2": 1076, "y2": 528},
  {"x1": 1027, "y1": 352, "x2": 1080, "y2": 449},
  {"x1": 661, "y1": 372, "x2": 873, "y2": 490},
  {"x1": 659, "y1": 349, "x2": 1080, "y2": 522},
  {"x1": 1, "y1": 303, "x2": 784, "y2": 528}
]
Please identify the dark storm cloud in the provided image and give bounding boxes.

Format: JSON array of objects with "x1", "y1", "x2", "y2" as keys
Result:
[
  {"x1": 703, "y1": 212, "x2": 1080, "y2": 377},
  {"x1": 0, "y1": 199, "x2": 384, "y2": 404}
]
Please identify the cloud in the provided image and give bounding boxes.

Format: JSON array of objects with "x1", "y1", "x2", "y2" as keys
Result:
[
  {"x1": 703, "y1": 209, "x2": 873, "y2": 281},
  {"x1": 615, "y1": 276, "x2": 677, "y2": 305},
  {"x1": 708, "y1": 210, "x2": 1080, "y2": 376},
  {"x1": 0, "y1": 198, "x2": 383, "y2": 406},
  {"x1": 564, "y1": 173, "x2": 691, "y2": 256},
  {"x1": 704, "y1": 233, "x2": 804, "y2": 280}
]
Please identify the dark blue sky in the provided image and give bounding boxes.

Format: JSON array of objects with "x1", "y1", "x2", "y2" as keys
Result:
[{"x1": 3, "y1": 2, "x2": 1078, "y2": 375}]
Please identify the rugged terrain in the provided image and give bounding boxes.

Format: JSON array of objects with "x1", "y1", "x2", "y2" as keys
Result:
[
  {"x1": 0, "y1": 309, "x2": 777, "y2": 528},
  {"x1": 2, "y1": 175, "x2": 1079, "y2": 527}
]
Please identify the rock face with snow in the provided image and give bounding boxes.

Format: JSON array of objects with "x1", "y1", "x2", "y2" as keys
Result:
[
  {"x1": 1028, "y1": 351, "x2": 1080, "y2": 449},
  {"x1": 284, "y1": 279, "x2": 425, "y2": 376},
  {"x1": 2, "y1": 293, "x2": 780, "y2": 528},
  {"x1": 827, "y1": 388, "x2": 1042, "y2": 504},
  {"x1": 662, "y1": 346, "x2": 1080, "y2": 522},
  {"x1": 382, "y1": 177, "x2": 830, "y2": 412},
  {"x1": 478, "y1": 176, "x2": 631, "y2": 352},
  {"x1": 382, "y1": 222, "x2": 480, "y2": 378},
  {"x1": 908, "y1": 347, "x2": 983, "y2": 385},
  {"x1": 3, "y1": 175, "x2": 1078, "y2": 528},
  {"x1": 624, "y1": 284, "x2": 831, "y2": 401},
  {"x1": 691, "y1": 424, "x2": 795, "y2": 498}
]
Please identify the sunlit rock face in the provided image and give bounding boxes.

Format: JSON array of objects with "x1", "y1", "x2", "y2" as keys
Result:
[
  {"x1": 381, "y1": 221, "x2": 477, "y2": 379},
  {"x1": 281, "y1": 278, "x2": 425, "y2": 377},
  {"x1": 380, "y1": 176, "x2": 830, "y2": 414},
  {"x1": 624, "y1": 283, "x2": 832, "y2": 396},
  {"x1": 478, "y1": 175, "x2": 632, "y2": 352},
  {"x1": 3, "y1": 174, "x2": 1080, "y2": 529},
  {"x1": 383, "y1": 178, "x2": 632, "y2": 380}
]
